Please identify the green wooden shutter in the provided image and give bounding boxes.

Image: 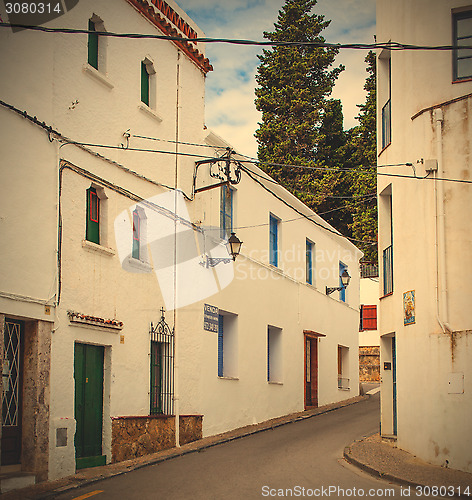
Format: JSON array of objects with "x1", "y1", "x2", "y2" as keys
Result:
[
  {"x1": 86, "y1": 187, "x2": 100, "y2": 245},
  {"x1": 88, "y1": 20, "x2": 99, "y2": 70},
  {"x1": 132, "y1": 209, "x2": 140, "y2": 260},
  {"x1": 141, "y1": 62, "x2": 149, "y2": 106}
]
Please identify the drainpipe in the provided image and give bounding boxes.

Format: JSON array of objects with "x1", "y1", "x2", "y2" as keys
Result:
[
  {"x1": 434, "y1": 108, "x2": 451, "y2": 334},
  {"x1": 174, "y1": 51, "x2": 181, "y2": 448}
]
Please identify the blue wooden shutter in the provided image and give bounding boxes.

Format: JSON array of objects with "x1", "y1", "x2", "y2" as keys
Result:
[
  {"x1": 306, "y1": 240, "x2": 313, "y2": 284},
  {"x1": 88, "y1": 20, "x2": 99, "y2": 70},
  {"x1": 270, "y1": 215, "x2": 278, "y2": 267},
  {"x1": 339, "y1": 262, "x2": 347, "y2": 302},
  {"x1": 217, "y1": 315, "x2": 224, "y2": 377}
]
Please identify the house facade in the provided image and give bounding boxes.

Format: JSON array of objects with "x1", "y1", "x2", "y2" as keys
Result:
[
  {"x1": 377, "y1": 0, "x2": 472, "y2": 473},
  {"x1": 0, "y1": 0, "x2": 361, "y2": 484}
]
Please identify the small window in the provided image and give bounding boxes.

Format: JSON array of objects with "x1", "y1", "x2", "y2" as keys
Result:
[
  {"x1": 267, "y1": 326, "x2": 283, "y2": 383},
  {"x1": 88, "y1": 19, "x2": 99, "y2": 69},
  {"x1": 220, "y1": 185, "x2": 233, "y2": 239},
  {"x1": 87, "y1": 15, "x2": 106, "y2": 72},
  {"x1": 339, "y1": 262, "x2": 348, "y2": 303},
  {"x1": 217, "y1": 314, "x2": 238, "y2": 378},
  {"x1": 306, "y1": 240, "x2": 314, "y2": 285},
  {"x1": 269, "y1": 214, "x2": 279, "y2": 267},
  {"x1": 132, "y1": 208, "x2": 140, "y2": 260},
  {"x1": 337, "y1": 345, "x2": 350, "y2": 390},
  {"x1": 86, "y1": 187, "x2": 100, "y2": 244},
  {"x1": 140, "y1": 58, "x2": 156, "y2": 109},
  {"x1": 453, "y1": 10, "x2": 472, "y2": 81},
  {"x1": 360, "y1": 305, "x2": 377, "y2": 331}
]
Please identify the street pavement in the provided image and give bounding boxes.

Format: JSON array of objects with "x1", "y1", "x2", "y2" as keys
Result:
[{"x1": 3, "y1": 392, "x2": 471, "y2": 499}]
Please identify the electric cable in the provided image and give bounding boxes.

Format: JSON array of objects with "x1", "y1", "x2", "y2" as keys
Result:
[{"x1": 1, "y1": 23, "x2": 471, "y2": 51}]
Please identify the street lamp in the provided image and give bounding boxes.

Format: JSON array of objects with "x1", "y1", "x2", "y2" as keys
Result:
[
  {"x1": 326, "y1": 269, "x2": 351, "y2": 295},
  {"x1": 201, "y1": 232, "x2": 243, "y2": 268}
]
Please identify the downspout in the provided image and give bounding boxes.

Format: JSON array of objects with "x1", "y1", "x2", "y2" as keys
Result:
[
  {"x1": 174, "y1": 50, "x2": 181, "y2": 448},
  {"x1": 434, "y1": 108, "x2": 452, "y2": 335}
]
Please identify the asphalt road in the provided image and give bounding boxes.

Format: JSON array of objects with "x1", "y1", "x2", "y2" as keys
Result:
[{"x1": 55, "y1": 394, "x2": 426, "y2": 499}]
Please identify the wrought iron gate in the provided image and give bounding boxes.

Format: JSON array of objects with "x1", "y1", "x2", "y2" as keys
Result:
[{"x1": 150, "y1": 308, "x2": 174, "y2": 415}]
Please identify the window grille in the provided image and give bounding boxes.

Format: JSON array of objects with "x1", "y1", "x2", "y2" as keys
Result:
[{"x1": 150, "y1": 309, "x2": 174, "y2": 415}]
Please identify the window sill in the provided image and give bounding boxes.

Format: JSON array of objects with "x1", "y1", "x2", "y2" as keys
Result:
[
  {"x1": 82, "y1": 239, "x2": 115, "y2": 257},
  {"x1": 218, "y1": 376, "x2": 239, "y2": 381},
  {"x1": 380, "y1": 292, "x2": 393, "y2": 300},
  {"x1": 268, "y1": 381, "x2": 283, "y2": 385},
  {"x1": 138, "y1": 103, "x2": 163, "y2": 122},
  {"x1": 83, "y1": 64, "x2": 114, "y2": 89},
  {"x1": 452, "y1": 77, "x2": 472, "y2": 84},
  {"x1": 338, "y1": 388, "x2": 351, "y2": 391},
  {"x1": 125, "y1": 256, "x2": 153, "y2": 273}
]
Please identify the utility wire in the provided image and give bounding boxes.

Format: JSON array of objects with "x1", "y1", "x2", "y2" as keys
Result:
[{"x1": 1, "y1": 23, "x2": 471, "y2": 51}]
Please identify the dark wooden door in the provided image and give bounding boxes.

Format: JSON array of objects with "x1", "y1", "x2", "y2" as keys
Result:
[
  {"x1": 74, "y1": 343, "x2": 105, "y2": 470},
  {"x1": 304, "y1": 335, "x2": 318, "y2": 409},
  {"x1": 1, "y1": 318, "x2": 24, "y2": 465}
]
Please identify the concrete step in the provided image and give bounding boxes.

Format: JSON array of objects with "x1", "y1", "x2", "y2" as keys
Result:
[{"x1": 0, "y1": 472, "x2": 36, "y2": 493}]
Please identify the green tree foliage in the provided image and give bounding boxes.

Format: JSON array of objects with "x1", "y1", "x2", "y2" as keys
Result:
[
  {"x1": 255, "y1": 1, "x2": 377, "y2": 261},
  {"x1": 345, "y1": 51, "x2": 377, "y2": 262},
  {"x1": 254, "y1": 0, "x2": 344, "y2": 204}
]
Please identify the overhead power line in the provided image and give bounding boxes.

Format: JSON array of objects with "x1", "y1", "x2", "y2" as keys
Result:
[{"x1": 1, "y1": 23, "x2": 472, "y2": 51}]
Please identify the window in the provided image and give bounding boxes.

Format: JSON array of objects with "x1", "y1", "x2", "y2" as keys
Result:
[
  {"x1": 379, "y1": 49, "x2": 391, "y2": 149},
  {"x1": 269, "y1": 214, "x2": 279, "y2": 267},
  {"x1": 337, "y1": 345, "x2": 350, "y2": 390},
  {"x1": 267, "y1": 326, "x2": 283, "y2": 383},
  {"x1": 150, "y1": 318, "x2": 174, "y2": 416},
  {"x1": 86, "y1": 187, "x2": 100, "y2": 244},
  {"x1": 339, "y1": 262, "x2": 348, "y2": 303},
  {"x1": 132, "y1": 208, "x2": 140, "y2": 259},
  {"x1": 220, "y1": 185, "x2": 233, "y2": 239},
  {"x1": 88, "y1": 19, "x2": 98, "y2": 69},
  {"x1": 306, "y1": 240, "x2": 314, "y2": 285},
  {"x1": 140, "y1": 58, "x2": 156, "y2": 107},
  {"x1": 380, "y1": 185, "x2": 393, "y2": 296},
  {"x1": 453, "y1": 10, "x2": 472, "y2": 81},
  {"x1": 217, "y1": 313, "x2": 238, "y2": 378},
  {"x1": 360, "y1": 305, "x2": 377, "y2": 331},
  {"x1": 87, "y1": 15, "x2": 106, "y2": 72}
]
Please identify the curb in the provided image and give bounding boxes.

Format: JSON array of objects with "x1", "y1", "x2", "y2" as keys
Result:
[
  {"x1": 32, "y1": 395, "x2": 369, "y2": 499},
  {"x1": 343, "y1": 443, "x2": 470, "y2": 499}
]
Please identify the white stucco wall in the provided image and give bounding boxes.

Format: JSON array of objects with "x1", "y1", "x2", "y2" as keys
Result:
[
  {"x1": 1, "y1": 0, "x2": 362, "y2": 480},
  {"x1": 359, "y1": 277, "x2": 379, "y2": 347},
  {"x1": 377, "y1": 0, "x2": 472, "y2": 473}
]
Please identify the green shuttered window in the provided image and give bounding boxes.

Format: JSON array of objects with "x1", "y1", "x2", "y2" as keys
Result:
[
  {"x1": 86, "y1": 187, "x2": 100, "y2": 244},
  {"x1": 141, "y1": 61, "x2": 150, "y2": 106},
  {"x1": 88, "y1": 19, "x2": 99, "y2": 70}
]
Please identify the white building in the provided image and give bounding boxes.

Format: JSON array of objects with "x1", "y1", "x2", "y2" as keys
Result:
[
  {"x1": 377, "y1": 0, "x2": 472, "y2": 473},
  {"x1": 0, "y1": 0, "x2": 361, "y2": 485}
]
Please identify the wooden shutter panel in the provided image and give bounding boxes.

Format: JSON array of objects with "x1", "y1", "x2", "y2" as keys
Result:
[
  {"x1": 217, "y1": 315, "x2": 224, "y2": 377},
  {"x1": 361, "y1": 305, "x2": 377, "y2": 330},
  {"x1": 88, "y1": 20, "x2": 99, "y2": 70},
  {"x1": 86, "y1": 188, "x2": 100, "y2": 244},
  {"x1": 141, "y1": 62, "x2": 150, "y2": 106}
]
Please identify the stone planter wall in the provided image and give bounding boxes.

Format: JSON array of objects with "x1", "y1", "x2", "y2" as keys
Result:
[
  {"x1": 111, "y1": 415, "x2": 202, "y2": 463},
  {"x1": 359, "y1": 346, "x2": 380, "y2": 382}
]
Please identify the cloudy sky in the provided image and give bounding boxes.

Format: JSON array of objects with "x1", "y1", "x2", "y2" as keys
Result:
[{"x1": 177, "y1": 0, "x2": 376, "y2": 158}]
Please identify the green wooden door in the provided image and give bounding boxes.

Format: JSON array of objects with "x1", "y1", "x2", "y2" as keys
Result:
[{"x1": 74, "y1": 343, "x2": 106, "y2": 469}]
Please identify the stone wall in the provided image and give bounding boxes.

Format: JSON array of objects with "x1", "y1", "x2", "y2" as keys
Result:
[
  {"x1": 111, "y1": 415, "x2": 203, "y2": 463},
  {"x1": 359, "y1": 346, "x2": 380, "y2": 382}
]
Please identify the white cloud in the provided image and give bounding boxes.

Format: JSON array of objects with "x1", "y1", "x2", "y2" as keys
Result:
[{"x1": 177, "y1": 0, "x2": 376, "y2": 156}]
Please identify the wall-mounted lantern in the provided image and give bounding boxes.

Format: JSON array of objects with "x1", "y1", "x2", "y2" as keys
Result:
[
  {"x1": 326, "y1": 269, "x2": 351, "y2": 295},
  {"x1": 201, "y1": 232, "x2": 243, "y2": 268}
]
